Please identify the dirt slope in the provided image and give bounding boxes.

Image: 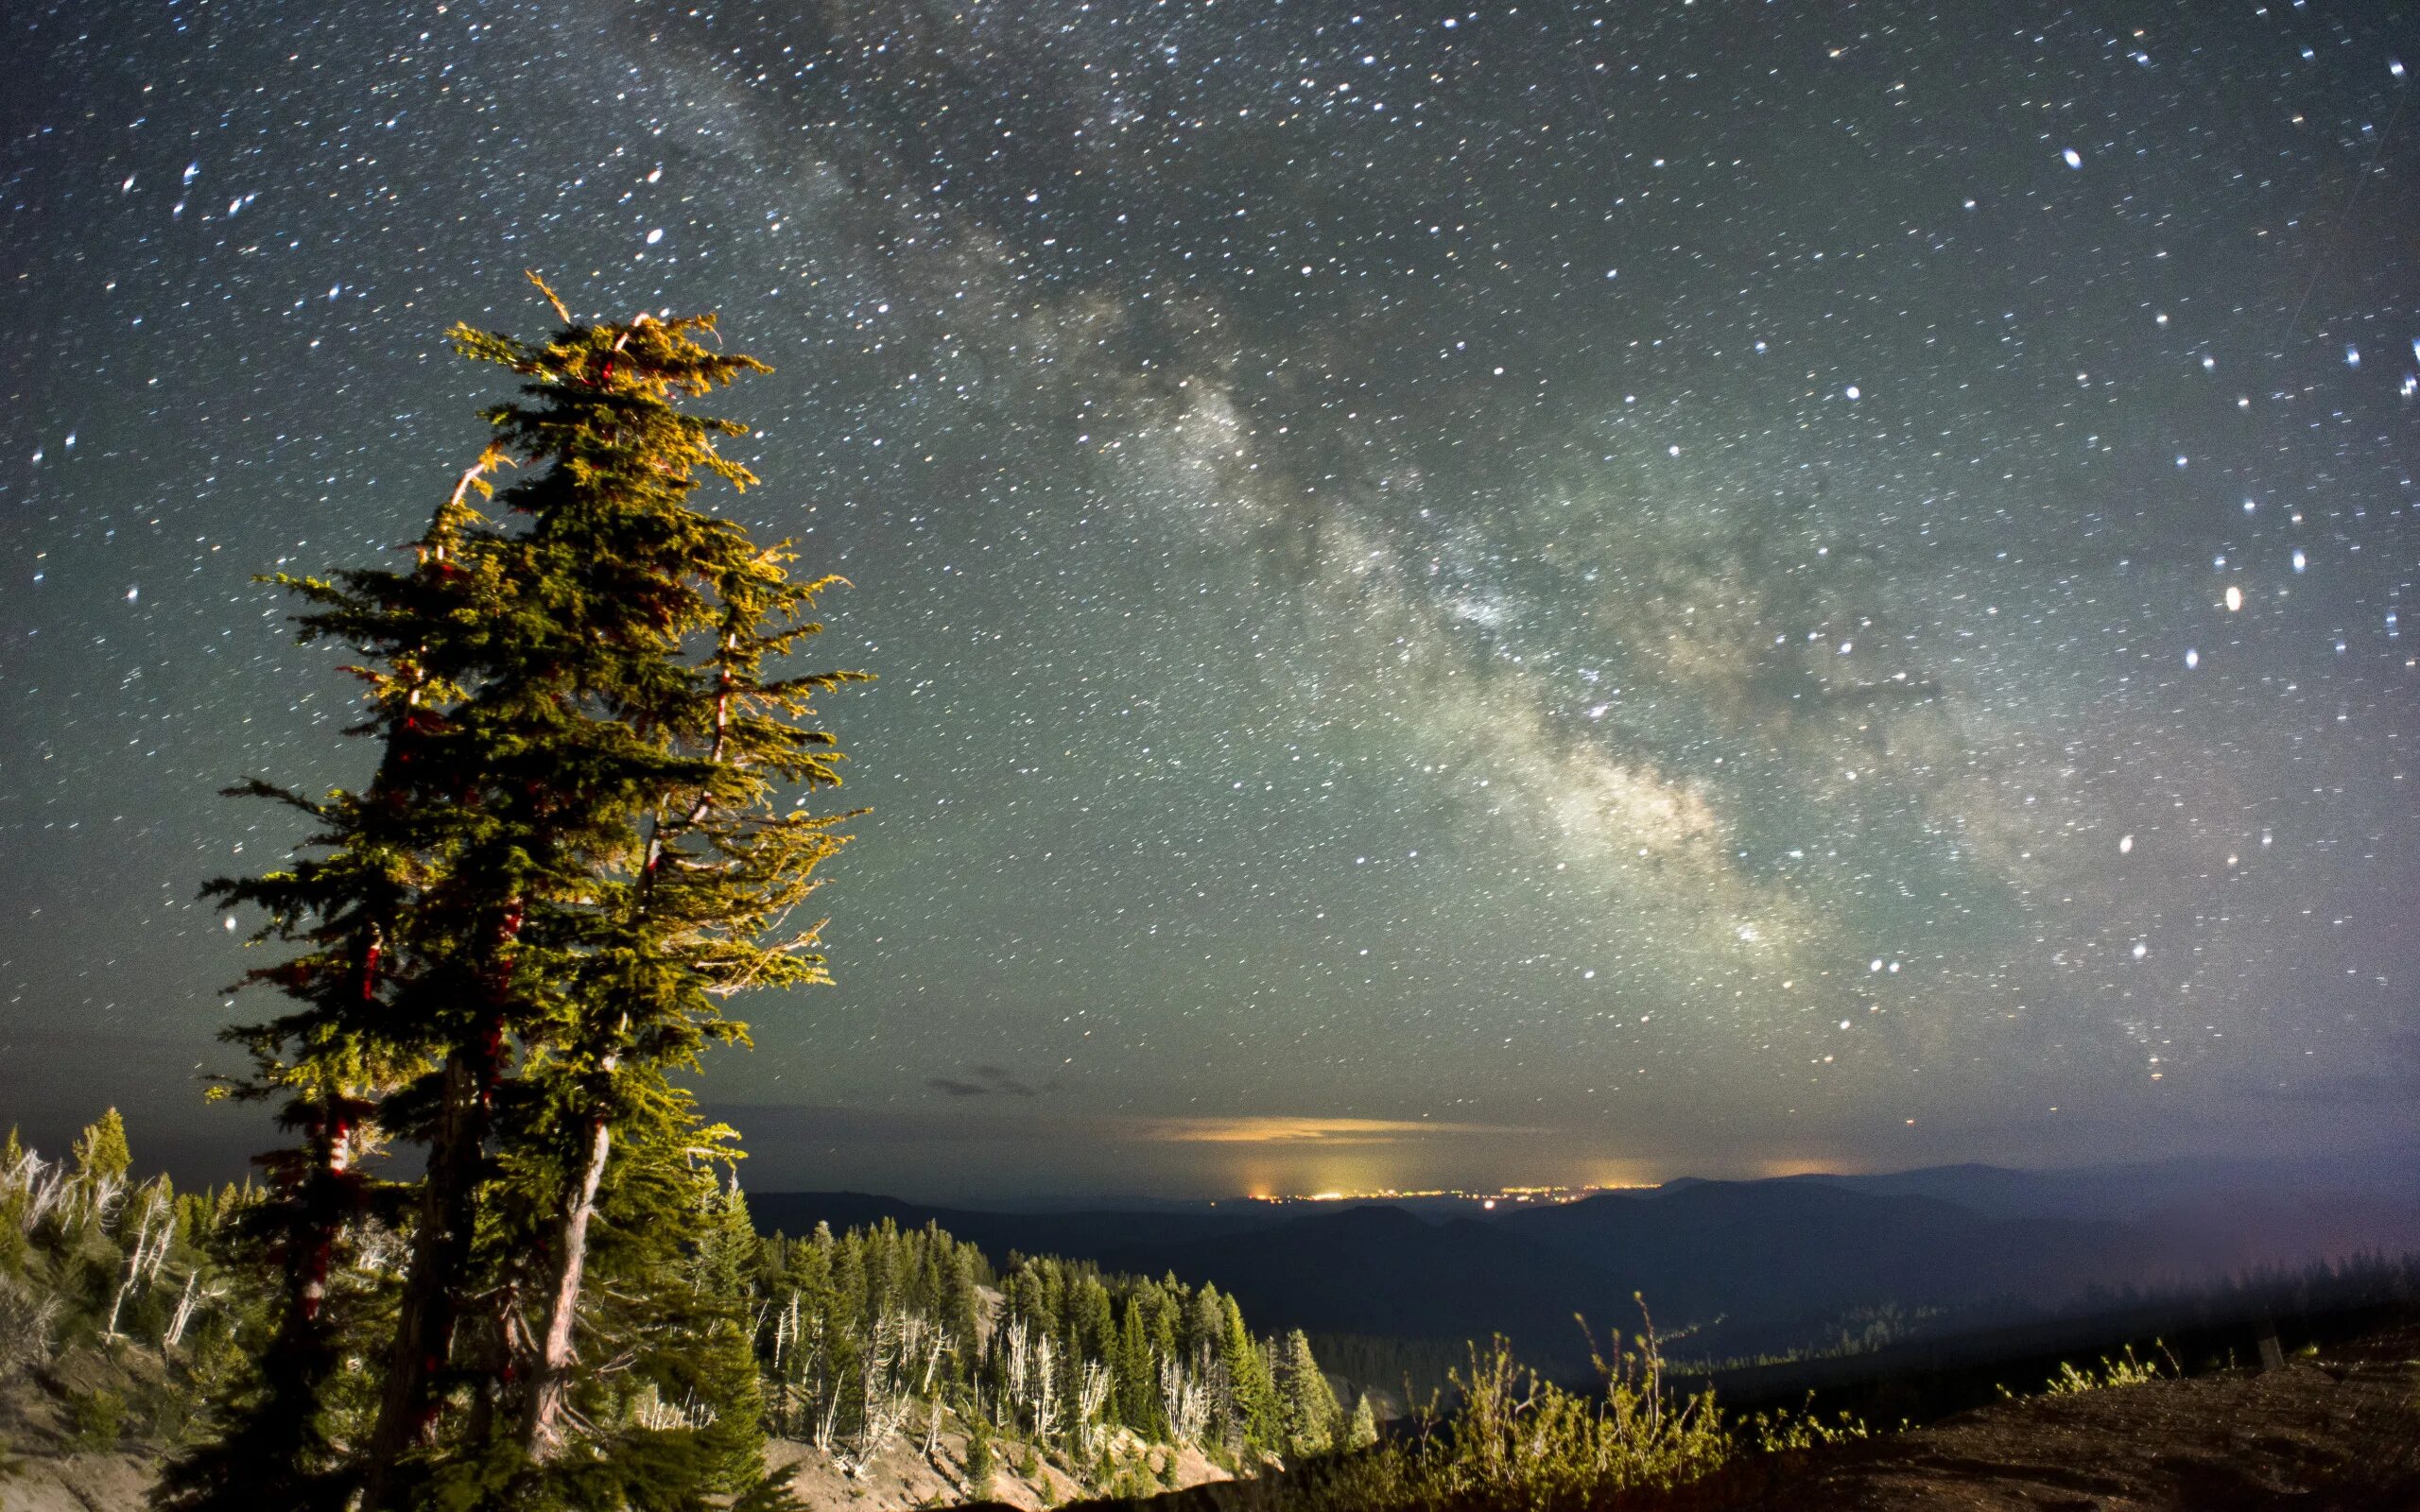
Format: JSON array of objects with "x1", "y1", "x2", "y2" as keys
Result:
[{"x1": 1711, "y1": 1326, "x2": 2420, "y2": 1511}]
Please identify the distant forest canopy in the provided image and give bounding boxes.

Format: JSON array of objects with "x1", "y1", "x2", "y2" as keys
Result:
[{"x1": 2, "y1": 1109, "x2": 1369, "y2": 1491}]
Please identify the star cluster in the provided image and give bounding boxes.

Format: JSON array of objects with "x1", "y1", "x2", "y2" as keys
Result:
[{"x1": 2, "y1": 0, "x2": 2415, "y2": 1195}]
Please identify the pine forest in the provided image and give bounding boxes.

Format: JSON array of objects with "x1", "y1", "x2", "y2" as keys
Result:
[{"x1": 0, "y1": 1110, "x2": 1355, "y2": 1508}]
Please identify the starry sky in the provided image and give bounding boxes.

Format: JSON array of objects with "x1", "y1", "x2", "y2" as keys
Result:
[{"x1": 3, "y1": 0, "x2": 2416, "y2": 1200}]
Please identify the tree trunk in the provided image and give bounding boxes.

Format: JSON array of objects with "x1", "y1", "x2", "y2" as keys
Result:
[
  {"x1": 513, "y1": 699, "x2": 722, "y2": 1461},
  {"x1": 518, "y1": 1110, "x2": 612, "y2": 1460},
  {"x1": 462, "y1": 1278, "x2": 522, "y2": 1451},
  {"x1": 360, "y1": 1035, "x2": 496, "y2": 1503}
]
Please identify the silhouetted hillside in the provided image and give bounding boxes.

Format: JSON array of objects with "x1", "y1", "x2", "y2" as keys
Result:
[
  {"x1": 1095, "y1": 1205, "x2": 1594, "y2": 1347},
  {"x1": 1500, "y1": 1180, "x2": 2165, "y2": 1332},
  {"x1": 752, "y1": 1181, "x2": 2187, "y2": 1366},
  {"x1": 1794, "y1": 1144, "x2": 2420, "y2": 1227}
]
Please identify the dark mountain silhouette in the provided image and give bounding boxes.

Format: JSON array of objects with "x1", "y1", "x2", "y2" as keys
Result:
[
  {"x1": 749, "y1": 1150, "x2": 2420, "y2": 1369},
  {"x1": 1496, "y1": 1180, "x2": 2169, "y2": 1352},
  {"x1": 750, "y1": 1179, "x2": 2189, "y2": 1365},
  {"x1": 1092, "y1": 1204, "x2": 1595, "y2": 1347},
  {"x1": 1794, "y1": 1144, "x2": 2420, "y2": 1222}
]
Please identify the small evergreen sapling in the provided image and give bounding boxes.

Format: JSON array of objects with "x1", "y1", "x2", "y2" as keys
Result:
[{"x1": 1345, "y1": 1391, "x2": 1379, "y2": 1452}]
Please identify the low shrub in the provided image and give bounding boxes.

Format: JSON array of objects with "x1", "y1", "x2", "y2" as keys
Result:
[{"x1": 67, "y1": 1386, "x2": 126, "y2": 1452}]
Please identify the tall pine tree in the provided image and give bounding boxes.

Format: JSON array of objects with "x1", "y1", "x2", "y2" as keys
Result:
[
  {"x1": 164, "y1": 440, "x2": 522, "y2": 1512},
  {"x1": 177, "y1": 277, "x2": 864, "y2": 1508},
  {"x1": 1276, "y1": 1329, "x2": 1340, "y2": 1458}
]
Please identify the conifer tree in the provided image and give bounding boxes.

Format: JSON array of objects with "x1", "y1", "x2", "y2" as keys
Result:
[
  {"x1": 1219, "y1": 1295, "x2": 1281, "y2": 1455},
  {"x1": 1185, "y1": 1283, "x2": 1226, "y2": 1369},
  {"x1": 1344, "y1": 1392, "x2": 1379, "y2": 1452},
  {"x1": 1276, "y1": 1330, "x2": 1340, "y2": 1458},
  {"x1": 419, "y1": 281, "x2": 862, "y2": 1486},
  {"x1": 71, "y1": 1108, "x2": 131, "y2": 1196},
  {"x1": 0, "y1": 1128, "x2": 26, "y2": 1273},
  {"x1": 942, "y1": 1244, "x2": 983, "y2": 1367},
  {"x1": 964, "y1": 1405, "x2": 997, "y2": 1493},
  {"x1": 176, "y1": 276, "x2": 863, "y2": 1506},
  {"x1": 163, "y1": 438, "x2": 522, "y2": 1512},
  {"x1": 1115, "y1": 1297, "x2": 1157, "y2": 1435}
]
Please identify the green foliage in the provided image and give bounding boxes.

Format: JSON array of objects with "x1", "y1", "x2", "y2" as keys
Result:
[
  {"x1": 0, "y1": 1118, "x2": 1336, "y2": 1503},
  {"x1": 67, "y1": 1385, "x2": 127, "y2": 1452},
  {"x1": 1430, "y1": 1330, "x2": 1727, "y2": 1505},
  {"x1": 1220, "y1": 1293, "x2": 1283, "y2": 1454},
  {"x1": 963, "y1": 1405, "x2": 996, "y2": 1492},
  {"x1": 692, "y1": 1317, "x2": 771, "y2": 1493},
  {"x1": 1182, "y1": 1315, "x2": 1845, "y2": 1512},
  {"x1": 1344, "y1": 1392, "x2": 1379, "y2": 1452},
  {"x1": 0, "y1": 1272, "x2": 57, "y2": 1377},
  {"x1": 1992, "y1": 1341, "x2": 2176, "y2": 1402},
  {"x1": 0, "y1": 1113, "x2": 269, "y2": 1497},
  {"x1": 1738, "y1": 1395, "x2": 1876, "y2": 1452},
  {"x1": 1279, "y1": 1328, "x2": 1342, "y2": 1458},
  {"x1": 72, "y1": 1109, "x2": 132, "y2": 1194}
]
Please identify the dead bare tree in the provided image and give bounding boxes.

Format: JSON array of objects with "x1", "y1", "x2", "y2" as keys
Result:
[
  {"x1": 633, "y1": 1383, "x2": 717, "y2": 1433},
  {"x1": 0, "y1": 1274, "x2": 59, "y2": 1379},
  {"x1": 1076, "y1": 1359, "x2": 1113, "y2": 1459},
  {"x1": 921, "y1": 1390, "x2": 945, "y2": 1461},
  {"x1": 1030, "y1": 1334, "x2": 1063, "y2": 1443},
  {"x1": 833, "y1": 1309, "x2": 918, "y2": 1477},
  {"x1": 1160, "y1": 1354, "x2": 1211, "y2": 1448},
  {"x1": 9, "y1": 1149, "x2": 71, "y2": 1234},
  {"x1": 83, "y1": 1168, "x2": 127, "y2": 1231},
  {"x1": 813, "y1": 1383, "x2": 842, "y2": 1455},
  {"x1": 103, "y1": 1184, "x2": 174, "y2": 1338},
  {"x1": 1003, "y1": 1314, "x2": 1032, "y2": 1410}
]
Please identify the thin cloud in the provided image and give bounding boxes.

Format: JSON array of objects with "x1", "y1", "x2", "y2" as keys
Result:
[
  {"x1": 925, "y1": 1065, "x2": 1045, "y2": 1099},
  {"x1": 1132, "y1": 1116, "x2": 1541, "y2": 1145}
]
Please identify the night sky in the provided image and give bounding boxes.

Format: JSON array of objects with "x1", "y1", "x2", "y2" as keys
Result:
[{"x1": 3, "y1": 1, "x2": 2416, "y2": 1200}]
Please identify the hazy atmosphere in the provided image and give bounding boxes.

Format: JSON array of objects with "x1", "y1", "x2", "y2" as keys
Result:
[{"x1": 5, "y1": 0, "x2": 2416, "y2": 1198}]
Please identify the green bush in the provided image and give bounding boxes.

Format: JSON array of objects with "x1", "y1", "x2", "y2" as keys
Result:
[
  {"x1": 964, "y1": 1408, "x2": 996, "y2": 1491},
  {"x1": 67, "y1": 1387, "x2": 126, "y2": 1452},
  {"x1": 1220, "y1": 1323, "x2": 1724, "y2": 1512},
  {"x1": 1998, "y1": 1340, "x2": 2176, "y2": 1400},
  {"x1": 1424, "y1": 1330, "x2": 1728, "y2": 1507},
  {"x1": 2044, "y1": 1344, "x2": 2169, "y2": 1396},
  {"x1": 1207, "y1": 1310, "x2": 1910, "y2": 1512},
  {"x1": 1740, "y1": 1394, "x2": 1876, "y2": 1452}
]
